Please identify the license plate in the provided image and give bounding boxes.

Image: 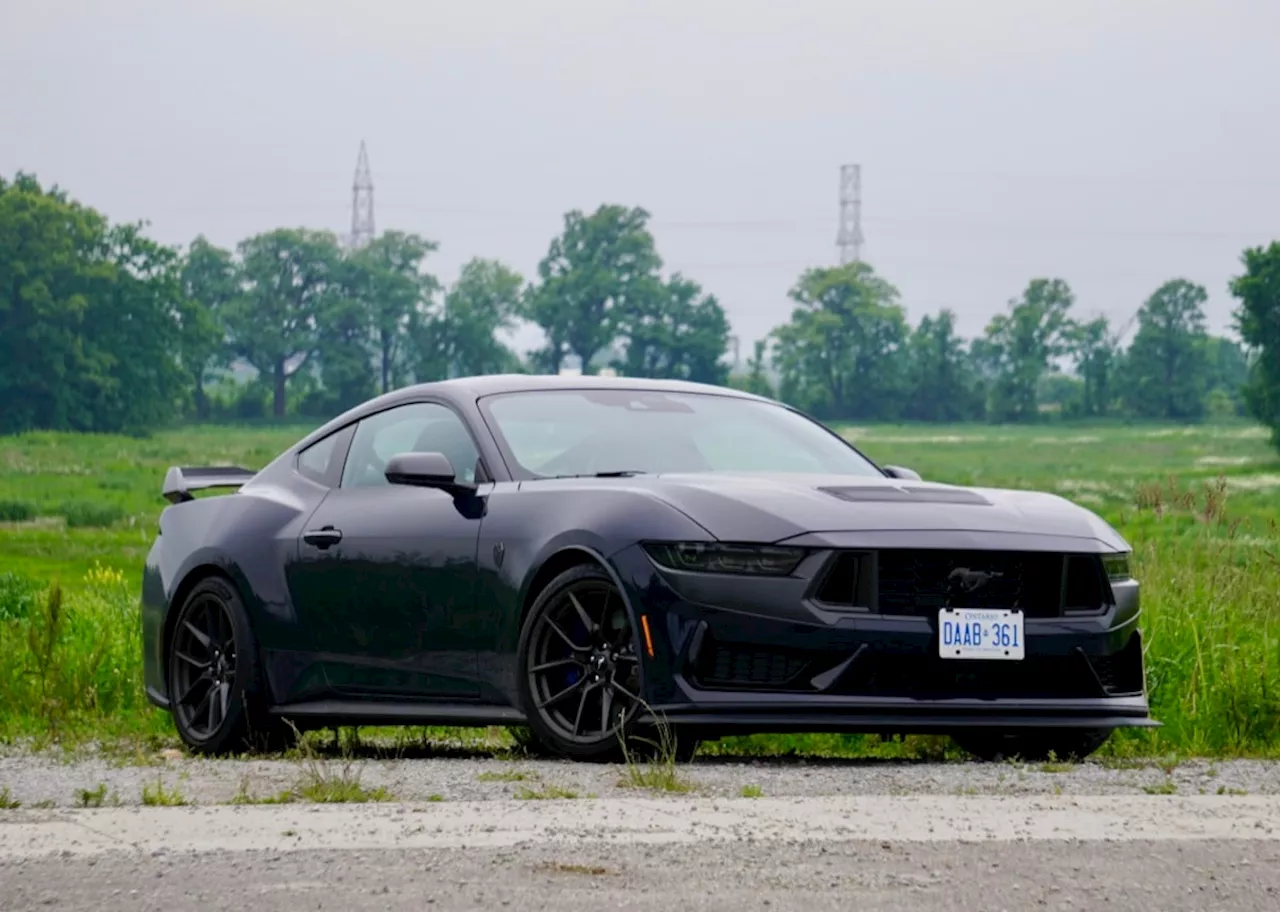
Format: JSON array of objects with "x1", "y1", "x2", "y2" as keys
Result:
[{"x1": 938, "y1": 608, "x2": 1024, "y2": 660}]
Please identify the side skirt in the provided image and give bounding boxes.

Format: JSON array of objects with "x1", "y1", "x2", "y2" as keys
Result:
[
  {"x1": 269, "y1": 699, "x2": 527, "y2": 729},
  {"x1": 637, "y1": 709, "x2": 1161, "y2": 733}
]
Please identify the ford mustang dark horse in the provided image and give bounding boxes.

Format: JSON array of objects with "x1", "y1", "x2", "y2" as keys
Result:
[{"x1": 141, "y1": 375, "x2": 1154, "y2": 761}]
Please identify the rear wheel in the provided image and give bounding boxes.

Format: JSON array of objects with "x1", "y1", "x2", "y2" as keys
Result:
[
  {"x1": 516, "y1": 564, "x2": 698, "y2": 763},
  {"x1": 951, "y1": 727, "x2": 1112, "y2": 762},
  {"x1": 167, "y1": 576, "x2": 291, "y2": 755}
]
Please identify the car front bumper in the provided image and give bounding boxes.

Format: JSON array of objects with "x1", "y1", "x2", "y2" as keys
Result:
[{"x1": 609, "y1": 543, "x2": 1155, "y2": 734}]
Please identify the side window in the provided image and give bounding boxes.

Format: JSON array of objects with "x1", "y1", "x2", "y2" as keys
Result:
[
  {"x1": 295, "y1": 424, "x2": 355, "y2": 488},
  {"x1": 340, "y1": 402, "x2": 481, "y2": 489}
]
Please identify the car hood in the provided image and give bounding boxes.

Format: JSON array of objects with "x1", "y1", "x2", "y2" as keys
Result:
[{"x1": 619, "y1": 472, "x2": 1129, "y2": 552}]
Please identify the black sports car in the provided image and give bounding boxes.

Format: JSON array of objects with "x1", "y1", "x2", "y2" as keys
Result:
[{"x1": 141, "y1": 375, "x2": 1154, "y2": 762}]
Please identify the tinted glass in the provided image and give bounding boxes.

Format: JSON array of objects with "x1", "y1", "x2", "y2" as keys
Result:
[
  {"x1": 481, "y1": 389, "x2": 881, "y2": 478},
  {"x1": 341, "y1": 402, "x2": 480, "y2": 488},
  {"x1": 295, "y1": 425, "x2": 353, "y2": 487}
]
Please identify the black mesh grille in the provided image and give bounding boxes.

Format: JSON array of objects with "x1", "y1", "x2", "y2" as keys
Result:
[
  {"x1": 695, "y1": 640, "x2": 815, "y2": 689},
  {"x1": 876, "y1": 550, "x2": 1065, "y2": 619},
  {"x1": 832, "y1": 652, "x2": 1105, "y2": 699}
]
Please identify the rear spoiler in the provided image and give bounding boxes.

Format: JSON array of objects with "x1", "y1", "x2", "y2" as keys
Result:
[{"x1": 162, "y1": 466, "x2": 257, "y2": 504}]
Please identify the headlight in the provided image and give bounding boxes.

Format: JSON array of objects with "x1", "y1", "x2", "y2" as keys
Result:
[
  {"x1": 1102, "y1": 552, "x2": 1132, "y2": 581},
  {"x1": 643, "y1": 542, "x2": 806, "y2": 576}
]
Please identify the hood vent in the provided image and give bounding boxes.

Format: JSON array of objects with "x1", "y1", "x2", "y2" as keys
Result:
[{"x1": 818, "y1": 485, "x2": 992, "y2": 506}]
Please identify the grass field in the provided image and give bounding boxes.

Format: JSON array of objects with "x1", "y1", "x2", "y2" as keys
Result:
[{"x1": 1, "y1": 420, "x2": 1278, "y2": 760}]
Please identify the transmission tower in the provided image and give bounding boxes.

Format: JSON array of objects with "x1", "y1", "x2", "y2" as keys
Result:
[
  {"x1": 350, "y1": 141, "x2": 375, "y2": 249},
  {"x1": 836, "y1": 163, "x2": 864, "y2": 265}
]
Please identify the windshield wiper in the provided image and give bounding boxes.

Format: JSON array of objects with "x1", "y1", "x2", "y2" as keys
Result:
[{"x1": 542, "y1": 470, "x2": 649, "y2": 479}]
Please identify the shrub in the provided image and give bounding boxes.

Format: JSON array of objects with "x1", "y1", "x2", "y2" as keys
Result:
[
  {"x1": 0, "y1": 500, "x2": 36, "y2": 523},
  {"x1": 60, "y1": 501, "x2": 125, "y2": 529}
]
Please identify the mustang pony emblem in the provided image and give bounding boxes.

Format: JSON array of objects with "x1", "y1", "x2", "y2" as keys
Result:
[{"x1": 947, "y1": 567, "x2": 1004, "y2": 593}]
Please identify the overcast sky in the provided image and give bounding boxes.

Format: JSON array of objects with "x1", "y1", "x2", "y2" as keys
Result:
[{"x1": 4, "y1": 0, "x2": 1278, "y2": 363}]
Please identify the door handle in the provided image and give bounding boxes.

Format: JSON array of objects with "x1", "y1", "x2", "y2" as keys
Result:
[{"x1": 303, "y1": 526, "x2": 343, "y2": 549}]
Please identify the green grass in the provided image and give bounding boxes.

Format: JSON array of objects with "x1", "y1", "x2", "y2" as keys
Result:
[
  {"x1": 141, "y1": 776, "x2": 187, "y2": 806},
  {"x1": 514, "y1": 783, "x2": 579, "y2": 800},
  {"x1": 0, "y1": 419, "x2": 1278, "y2": 759}
]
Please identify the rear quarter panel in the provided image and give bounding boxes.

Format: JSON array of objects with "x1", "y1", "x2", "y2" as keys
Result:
[{"x1": 141, "y1": 480, "x2": 326, "y2": 707}]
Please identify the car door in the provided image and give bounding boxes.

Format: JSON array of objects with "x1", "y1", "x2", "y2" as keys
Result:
[{"x1": 288, "y1": 401, "x2": 488, "y2": 699}]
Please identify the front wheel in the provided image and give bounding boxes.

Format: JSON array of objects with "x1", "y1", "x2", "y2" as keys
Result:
[
  {"x1": 516, "y1": 564, "x2": 698, "y2": 763},
  {"x1": 951, "y1": 727, "x2": 1112, "y2": 762}
]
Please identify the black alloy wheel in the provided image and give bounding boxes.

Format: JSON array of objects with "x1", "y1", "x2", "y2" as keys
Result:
[
  {"x1": 171, "y1": 592, "x2": 237, "y2": 741},
  {"x1": 167, "y1": 576, "x2": 286, "y2": 754},
  {"x1": 517, "y1": 564, "x2": 697, "y2": 762}
]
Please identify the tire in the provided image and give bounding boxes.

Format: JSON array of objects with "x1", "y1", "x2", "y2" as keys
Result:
[
  {"x1": 951, "y1": 727, "x2": 1112, "y2": 762},
  {"x1": 166, "y1": 576, "x2": 291, "y2": 755},
  {"x1": 516, "y1": 563, "x2": 699, "y2": 763}
]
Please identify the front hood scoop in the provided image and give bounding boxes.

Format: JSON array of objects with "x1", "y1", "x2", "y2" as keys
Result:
[{"x1": 818, "y1": 485, "x2": 993, "y2": 506}]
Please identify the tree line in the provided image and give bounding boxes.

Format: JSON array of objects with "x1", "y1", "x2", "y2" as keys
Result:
[{"x1": 2, "y1": 171, "x2": 1279, "y2": 451}]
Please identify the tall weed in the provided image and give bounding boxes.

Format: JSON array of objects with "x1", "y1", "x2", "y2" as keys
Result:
[{"x1": 0, "y1": 562, "x2": 166, "y2": 744}]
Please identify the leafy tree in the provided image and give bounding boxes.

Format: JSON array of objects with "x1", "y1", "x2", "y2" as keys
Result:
[
  {"x1": 412, "y1": 258, "x2": 524, "y2": 380},
  {"x1": 313, "y1": 286, "x2": 377, "y2": 415},
  {"x1": 1066, "y1": 316, "x2": 1119, "y2": 418},
  {"x1": 178, "y1": 236, "x2": 236, "y2": 419},
  {"x1": 1230, "y1": 242, "x2": 1280, "y2": 449},
  {"x1": 1121, "y1": 279, "x2": 1210, "y2": 420},
  {"x1": 732, "y1": 340, "x2": 775, "y2": 397},
  {"x1": 224, "y1": 228, "x2": 345, "y2": 418},
  {"x1": 0, "y1": 174, "x2": 183, "y2": 434},
  {"x1": 347, "y1": 231, "x2": 439, "y2": 394},
  {"x1": 79, "y1": 222, "x2": 187, "y2": 431},
  {"x1": 0, "y1": 174, "x2": 99, "y2": 433},
  {"x1": 615, "y1": 274, "x2": 730, "y2": 384},
  {"x1": 903, "y1": 309, "x2": 983, "y2": 422},
  {"x1": 979, "y1": 278, "x2": 1075, "y2": 423},
  {"x1": 1202, "y1": 335, "x2": 1251, "y2": 418},
  {"x1": 525, "y1": 205, "x2": 661, "y2": 374},
  {"x1": 771, "y1": 263, "x2": 908, "y2": 420}
]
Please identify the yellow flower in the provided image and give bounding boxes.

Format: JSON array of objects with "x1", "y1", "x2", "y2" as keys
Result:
[{"x1": 83, "y1": 560, "x2": 126, "y2": 589}]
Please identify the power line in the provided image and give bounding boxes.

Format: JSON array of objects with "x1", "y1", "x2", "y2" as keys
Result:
[
  {"x1": 140, "y1": 200, "x2": 1277, "y2": 243},
  {"x1": 836, "y1": 164, "x2": 864, "y2": 265},
  {"x1": 349, "y1": 141, "x2": 375, "y2": 249}
]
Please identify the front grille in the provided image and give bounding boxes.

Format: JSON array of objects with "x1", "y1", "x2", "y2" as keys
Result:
[{"x1": 875, "y1": 549, "x2": 1066, "y2": 618}]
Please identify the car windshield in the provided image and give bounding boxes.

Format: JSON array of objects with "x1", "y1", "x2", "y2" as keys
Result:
[{"x1": 480, "y1": 388, "x2": 883, "y2": 479}]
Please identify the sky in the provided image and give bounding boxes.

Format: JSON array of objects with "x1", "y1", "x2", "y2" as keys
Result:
[{"x1": 4, "y1": 0, "x2": 1279, "y2": 366}]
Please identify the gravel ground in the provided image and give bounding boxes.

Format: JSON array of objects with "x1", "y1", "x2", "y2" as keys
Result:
[
  {"x1": 5, "y1": 751, "x2": 1280, "y2": 910},
  {"x1": 1, "y1": 750, "x2": 1277, "y2": 807}
]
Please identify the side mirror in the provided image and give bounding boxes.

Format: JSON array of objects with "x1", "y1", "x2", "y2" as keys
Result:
[
  {"x1": 385, "y1": 451, "x2": 476, "y2": 495},
  {"x1": 882, "y1": 464, "x2": 922, "y2": 481}
]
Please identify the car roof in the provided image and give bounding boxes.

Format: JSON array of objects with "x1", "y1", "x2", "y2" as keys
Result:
[
  {"x1": 288, "y1": 374, "x2": 770, "y2": 456},
  {"x1": 402, "y1": 373, "x2": 763, "y2": 400}
]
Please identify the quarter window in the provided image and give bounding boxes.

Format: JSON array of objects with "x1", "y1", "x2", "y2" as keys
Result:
[{"x1": 296, "y1": 425, "x2": 354, "y2": 487}]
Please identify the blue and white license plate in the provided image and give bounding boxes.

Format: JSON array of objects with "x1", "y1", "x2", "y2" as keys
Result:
[{"x1": 938, "y1": 608, "x2": 1024, "y2": 660}]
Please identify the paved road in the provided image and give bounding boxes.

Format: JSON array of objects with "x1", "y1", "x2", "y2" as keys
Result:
[
  {"x1": 4, "y1": 755, "x2": 1280, "y2": 909},
  {"x1": 3, "y1": 796, "x2": 1280, "y2": 910}
]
